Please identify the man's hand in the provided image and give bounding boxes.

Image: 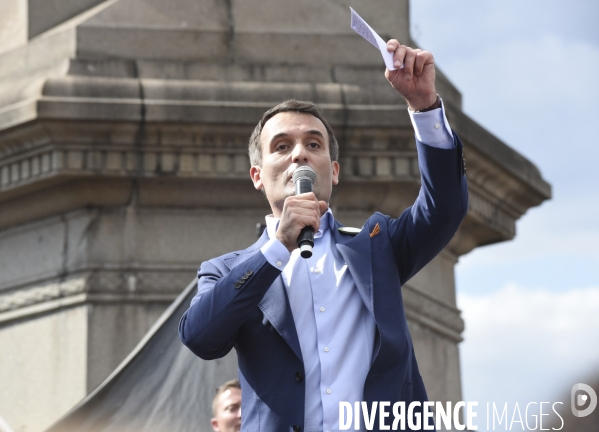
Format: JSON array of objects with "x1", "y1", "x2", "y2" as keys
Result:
[
  {"x1": 384, "y1": 40, "x2": 438, "y2": 112},
  {"x1": 276, "y1": 193, "x2": 328, "y2": 253}
]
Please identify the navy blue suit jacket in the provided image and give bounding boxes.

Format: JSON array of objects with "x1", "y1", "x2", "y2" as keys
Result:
[{"x1": 179, "y1": 135, "x2": 468, "y2": 431}]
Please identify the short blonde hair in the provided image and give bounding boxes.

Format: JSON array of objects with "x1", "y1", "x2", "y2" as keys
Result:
[{"x1": 212, "y1": 379, "x2": 241, "y2": 416}]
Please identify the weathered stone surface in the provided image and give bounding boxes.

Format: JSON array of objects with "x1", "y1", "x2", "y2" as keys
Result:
[
  {"x1": 0, "y1": 305, "x2": 88, "y2": 432},
  {"x1": 28, "y1": 0, "x2": 106, "y2": 39},
  {"x1": 0, "y1": 0, "x2": 28, "y2": 55}
]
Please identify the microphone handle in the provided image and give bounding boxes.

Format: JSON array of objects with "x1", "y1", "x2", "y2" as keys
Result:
[
  {"x1": 297, "y1": 226, "x2": 314, "y2": 259},
  {"x1": 295, "y1": 178, "x2": 314, "y2": 258}
]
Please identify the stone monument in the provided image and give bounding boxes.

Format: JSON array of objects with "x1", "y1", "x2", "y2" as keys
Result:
[{"x1": 0, "y1": 0, "x2": 551, "y2": 430}]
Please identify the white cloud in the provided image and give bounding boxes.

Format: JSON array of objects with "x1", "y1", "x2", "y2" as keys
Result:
[
  {"x1": 458, "y1": 195, "x2": 599, "y2": 270},
  {"x1": 458, "y1": 284, "x2": 599, "y2": 411}
]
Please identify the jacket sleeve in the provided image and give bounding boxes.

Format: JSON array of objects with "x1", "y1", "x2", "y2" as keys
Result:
[
  {"x1": 178, "y1": 249, "x2": 282, "y2": 360},
  {"x1": 389, "y1": 131, "x2": 469, "y2": 284}
]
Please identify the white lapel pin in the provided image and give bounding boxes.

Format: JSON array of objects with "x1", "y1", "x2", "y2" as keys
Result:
[{"x1": 338, "y1": 227, "x2": 361, "y2": 236}]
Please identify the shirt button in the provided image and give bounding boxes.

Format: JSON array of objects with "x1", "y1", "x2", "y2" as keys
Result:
[
  {"x1": 276, "y1": 261, "x2": 282, "y2": 267},
  {"x1": 314, "y1": 268, "x2": 321, "y2": 274},
  {"x1": 319, "y1": 307, "x2": 325, "y2": 312},
  {"x1": 324, "y1": 346, "x2": 329, "y2": 352},
  {"x1": 326, "y1": 388, "x2": 332, "y2": 394},
  {"x1": 434, "y1": 123, "x2": 441, "y2": 129}
]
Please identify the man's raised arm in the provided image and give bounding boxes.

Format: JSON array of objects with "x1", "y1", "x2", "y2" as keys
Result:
[{"x1": 383, "y1": 40, "x2": 468, "y2": 283}]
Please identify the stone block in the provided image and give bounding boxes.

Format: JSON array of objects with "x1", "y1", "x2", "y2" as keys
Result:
[
  {"x1": 143, "y1": 153, "x2": 157, "y2": 172},
  {"x1": 179, "y1": 154, "x2": 194, "y2": 173},
  {"x1": 233, "y1": 154, "x2": 249, "y2": 174},
  {"x1": 41, "y1": 153, "x2": 51, "y2": 173},
  {"x1": 375, "y1": 157, "x2": 391, "y2": 177},
  {"x1": 0, "y1": 215, "x2": 69, "y2": 290},
  {"x1": 125, "y1": 151, "x2": 137, "y2": 171},
  {"x1": 28, "y1": 0, "x2": 106, "y2": 38},
  {"x1": 52, "y1": 150, "x2": 64, "y2": 170},
  {"x1": 0, "y1": 0, "x2": 27, "y2": 55},
  {"x1": 87, "y1": 302, "x2": 168, "y2": 390},
  {"x1": 236, "y1": 33, "x2": 384, "y2": 67},
  {"x1": 409, "y1": 319, "x2": 463, "y2": 405},
  {"x1": 1, "y1": 167, "x2": 8, "y2": 186},
  {"x1": 20, "y1": 159, "x2": 30, "y2": 180},
  {"x1": 394, "y1": 157, "x2": 410, "y2": 176},
  {"x1": 160, "y1": 153, "x2": 175, "y2": 172},
  {"x1": 409, "y1": 251, "x2": 459, "y2": 306},
  {"x1": 10, "y1": 163, "x2": 19, "y2": 183},
  {"x1": 197, "y1": 154, "x2": 213, "y2": 173},
  {"x1": 105, "y1": 151, "x2": 122, "y2": 171},
  {"x1": 215, "y1": 154, "x2": 232, "y2": 173},
  {"x1": 357, "y1": 156, "x2": 373, "y2": 177},
  {"x1": 0, "y1": 306, "x2": 88, "y2": 432},
  {"x1": 82, "y1": 0, "x2": 229, "y2": 31},
  {"x1": 31, "y1": 156, "x2": 40, "y2": 176},
  {"x1": 77, "y1": 27, "x2": 230, "y2": 62},
  {"x1": 67, "y1": 150, "x2": 84, "y2": 170}
]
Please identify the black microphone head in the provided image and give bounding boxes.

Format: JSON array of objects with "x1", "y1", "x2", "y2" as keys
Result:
[{"x1": 292, "y1": 166, "x2": 316, "y2": 185}]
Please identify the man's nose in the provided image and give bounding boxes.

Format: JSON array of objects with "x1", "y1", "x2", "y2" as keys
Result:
[{"x1": 291, "y1": 143, "x2": 308, "y2": 163}]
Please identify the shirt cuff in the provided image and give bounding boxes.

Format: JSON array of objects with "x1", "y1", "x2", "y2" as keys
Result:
[
  {"x1": 260, "y1": 238, "x2": 291, "y2": 270},
  {"x1": 408, "y1": 98, "x2": 454, "y2": 149}
]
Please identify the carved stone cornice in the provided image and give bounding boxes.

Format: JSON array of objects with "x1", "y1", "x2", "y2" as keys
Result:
[
  {"x1": 0, "y1": 104, "x2": 550, "y2": 255},
  {"x1": 0, "y1": 269, "x2": 194, "y2": 324},
  {"x1": 0, "y1": 278, "x2": 86, "y2": 314},
  {"x1": 0, "y1": 270, "x2": 464, "y2": 344}
]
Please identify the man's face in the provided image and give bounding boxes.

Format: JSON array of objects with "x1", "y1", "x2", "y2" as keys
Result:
[
  {"x1": 211, "y1": 388, "x2": 241, "y2": 432},
  {"x1": 250, "y1": 111, "x2": 340, "y2": 216}
]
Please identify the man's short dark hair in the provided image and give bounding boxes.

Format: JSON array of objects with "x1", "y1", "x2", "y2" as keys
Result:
[
  {"x1": 248, "y1": 100, "x2": 339, "y2": 166},
  {"x1": 212, "y1": 379, "x2": 241, "y2": 416}
]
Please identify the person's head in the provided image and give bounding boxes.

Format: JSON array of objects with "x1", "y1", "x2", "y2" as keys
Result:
[
  {"x1": 211, "y1": 379, "x2": 241, "y2": 432},
  {"x1": 248, "y1": 100, "x2": 340, "y2": 216}
]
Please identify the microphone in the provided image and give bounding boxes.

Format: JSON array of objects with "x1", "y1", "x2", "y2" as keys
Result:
[{"x1": 292, "y1": 166, "x2": 317, "y2": 259}]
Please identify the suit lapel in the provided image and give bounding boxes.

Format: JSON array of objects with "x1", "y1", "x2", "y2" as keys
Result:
[
  {"x1": 332, "y1": 219, "x2": 374, "y2": 316},
  {"x1": 258, "y1": 276, "x2": 303, "y2": 361},
  {"x1": 333, "y1": 219, "x2": 382, "y2": 364},
  {"x1": 225, "y1": 219, "x2": 375, "y2": 363},
  {"x1": 224, "y1": 229, "x2": 303, "y2": 362}
]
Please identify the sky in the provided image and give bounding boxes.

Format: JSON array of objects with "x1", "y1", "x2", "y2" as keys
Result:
[{"x1": 410, "y1": 0, "x2": 599, "y2": 429}]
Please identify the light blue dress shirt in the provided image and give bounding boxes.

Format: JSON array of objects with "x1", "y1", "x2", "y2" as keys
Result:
[{"x1": 259, "y1": 101, "x2": 454, "y2": 431}]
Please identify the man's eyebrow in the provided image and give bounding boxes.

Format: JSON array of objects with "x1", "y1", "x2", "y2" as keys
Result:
[
  {"x1": 269, "y1": 130, "x2": 326, "y2": 145},
  {"x1": 306, "y1": 130, "x2": 325, "y2": 139},
  {"x1": 270, "y1": 132, "x2": 289, "y2": 144}
]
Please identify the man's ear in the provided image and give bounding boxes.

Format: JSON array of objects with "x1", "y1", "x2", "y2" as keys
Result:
[
  {"x1": 331, "y1": 161, "x2": 340, "y2": 185},
  {"x1": 250, "y1": 166, "x2": 263, "y2": 191},
  {"x1": 210, "y1": 417, "x2": 219, "y2": 431}
]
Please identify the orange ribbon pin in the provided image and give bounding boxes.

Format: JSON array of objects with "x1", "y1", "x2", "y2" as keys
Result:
[{"x1": 370, "y1": 223, "x2": 380, "y2": 238}]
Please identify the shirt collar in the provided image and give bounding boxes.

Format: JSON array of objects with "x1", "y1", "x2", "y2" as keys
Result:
[{"x1": 265, "y1": 208, "x2": 333, "y2": 240}]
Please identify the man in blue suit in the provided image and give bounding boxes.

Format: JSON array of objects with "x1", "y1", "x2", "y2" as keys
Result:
[{"x1": 179, "y1": 40, "x2": 468, "y2": 431}]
